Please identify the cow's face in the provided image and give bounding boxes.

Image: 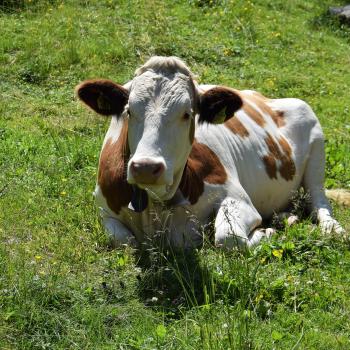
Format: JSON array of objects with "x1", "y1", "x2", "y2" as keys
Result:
[
  {"x1": 125, "y1": 70, "x2": 197, "y2": 200},
  {"x1": 76, "y1": 57, "x2": 242, "y2": 202}
]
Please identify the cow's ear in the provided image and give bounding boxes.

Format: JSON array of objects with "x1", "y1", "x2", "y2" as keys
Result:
[
  {"x1": 75, "y1": 79, "x2": 129, "y2": 116},
  {"x1": 198, "y1": 86, "x2": 242, "y2": 124}
]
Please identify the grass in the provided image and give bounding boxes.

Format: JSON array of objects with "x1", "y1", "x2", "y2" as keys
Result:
[{"x1": 0, "y1": 0, "x2": 349, "y2": 348}]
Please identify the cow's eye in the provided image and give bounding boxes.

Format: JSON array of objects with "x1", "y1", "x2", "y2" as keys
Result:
[
  {"x1": 126, "y1": 109, "x2": 131, "y2": 117},
  {"x1": 183, "y1": 113, "x2": 190, "y2": 121}
]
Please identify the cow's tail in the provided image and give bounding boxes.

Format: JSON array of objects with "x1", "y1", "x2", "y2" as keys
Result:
[{"x1": 325, "y1": 189, "x2": 350, "y2": 207}]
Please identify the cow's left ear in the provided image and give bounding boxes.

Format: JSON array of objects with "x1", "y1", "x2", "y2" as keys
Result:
[
  {"x1": 75, "y1": 79, "x2": 129, "y2": 116},
  {"x1": 198, "y1": 86, "x2": 243, "y2": 124}
]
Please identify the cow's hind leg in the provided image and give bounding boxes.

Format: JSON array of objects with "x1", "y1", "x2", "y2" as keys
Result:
[{"x1": 303, "y1": 137, "x2": 344, "y2": 234}]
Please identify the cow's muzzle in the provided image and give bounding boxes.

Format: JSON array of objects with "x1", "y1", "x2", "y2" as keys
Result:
[{"x1": 129, "y1": 158, "x2": 165, "y2": 184}]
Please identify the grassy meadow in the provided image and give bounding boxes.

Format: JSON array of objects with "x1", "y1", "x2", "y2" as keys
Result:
[{"x1": 1, "y1": 0, "x2": 350, "y2": 348}]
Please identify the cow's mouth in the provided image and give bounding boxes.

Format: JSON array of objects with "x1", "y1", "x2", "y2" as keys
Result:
[{"x1": 128, "y1": 184, "x2": 168, "y2": 212}]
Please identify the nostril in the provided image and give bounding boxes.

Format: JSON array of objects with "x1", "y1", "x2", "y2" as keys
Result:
[
  {"x1": 130, "y1": 162, "x2": 140, "y2": 175},
  {"x1": 152, "y1": 164, "x2": 164, "y2": 176}
]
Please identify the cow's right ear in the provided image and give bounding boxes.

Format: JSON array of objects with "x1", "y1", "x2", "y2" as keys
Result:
[{"x1": 75, "y1": 79, "x2": 129, "y2": 116}]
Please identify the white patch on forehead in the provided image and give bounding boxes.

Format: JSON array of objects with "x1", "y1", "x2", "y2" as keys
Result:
[
  {"x1": 129, "y1": 71, "x2": 194, "y2": 124},
  {"x1": 129, "y1": 56, "x2": 196, "y2": 115},
  {"x1": 129, "y1": 71, "x2": 193, "y2": 116}
]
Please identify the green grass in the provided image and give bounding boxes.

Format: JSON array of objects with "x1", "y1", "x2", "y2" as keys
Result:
[{"x1": 0, "y1": 0, "x2": 349, "y2": 348}]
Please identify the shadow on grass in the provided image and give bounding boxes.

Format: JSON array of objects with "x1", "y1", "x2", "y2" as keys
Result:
[
  {"x1": 133, "y1": 240, "x2": 254, "y2": 319},
  {"x1": 130, "y1": 189, "x2": 314, "y2": 319},
  {"x1": 311, "y1": 6, "x2": 350, "y2": 40},
  {"x1": 0, "y1": 0, "x2": 58, "y2": 13},
  {"x1": 135, "y1": 245, "x2": 208, "y2": 316}
]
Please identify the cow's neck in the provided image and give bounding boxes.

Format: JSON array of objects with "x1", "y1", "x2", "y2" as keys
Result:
[{"x1": 179, "y1": 141, "x2": 228, "y2": 206}]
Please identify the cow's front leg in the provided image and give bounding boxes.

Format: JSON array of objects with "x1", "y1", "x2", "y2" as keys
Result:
[
  {"x1": 102, "y1": 217, "x2": 136, "y2": 248},
  {"x1": 215, "y1": 197, "x2": 274, "y2": 249}
]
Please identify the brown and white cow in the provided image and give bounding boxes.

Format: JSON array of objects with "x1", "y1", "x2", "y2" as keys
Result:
[{"x1": 76, "y1": 56, "x2": 344, "y2": 248}]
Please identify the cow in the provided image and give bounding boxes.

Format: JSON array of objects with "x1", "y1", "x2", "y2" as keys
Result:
[{"x1": 76, "y1": 56, "x2": 345, "y2": 249}]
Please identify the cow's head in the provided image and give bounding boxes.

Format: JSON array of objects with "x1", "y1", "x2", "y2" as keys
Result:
[{"x1": 76, "y1": 56, "x2": 242, "y2": 205}]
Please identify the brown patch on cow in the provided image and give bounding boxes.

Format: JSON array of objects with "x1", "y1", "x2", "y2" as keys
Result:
[
  {"x1": 247, "y1": 95, "x2": 275, "y2": 121},
  {"x1": 263, "y1": 154, "x2": 278, "y2": 180},
  {"x1": 189, "y1": 117, "x2": 195, "y2": 144},
  {"x1": 278, "y1": 136, "x2": 292, "y2": 156},
  {"x1": 98, "y1": 119, "x2": 132, "y2": 214},
  {"x1": 265, "y1": 133, "x2": 283, "y2": 159},
  {"x1": 271, "y1": 110, "x2": 286, "y2": 128},
  {"x1": 243, "y1": 93, "x2": 286, "y2": 128},
  {"x1": 225, "y1": 117, "x2": 249, "y2": 137},
  {"x1": 278, "y1": 136, "x2": 295, "y2": 181},
  {"x1": 263, "y1": 133, "x2": 296, "y2": 181},
  {"x1": 179, "y1": 141, "x2": 227, "y2": 205},
  {"x1": 242, "y1": 101, "x2": 266, "y2": 127},
  {"x1": 279, "y1": 155, "x2": 295, "y2": 181}
]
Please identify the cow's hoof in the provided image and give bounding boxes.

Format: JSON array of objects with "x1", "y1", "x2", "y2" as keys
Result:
[
  {"x1": 320, "y1": 218, "x2": 345, "y2": 235},
  {"x1": 287, "y1": 215, "x2": 299, "y2": 227},
  {"x1": 265, "y1": 227, "x2": 276, "y2": 238}
]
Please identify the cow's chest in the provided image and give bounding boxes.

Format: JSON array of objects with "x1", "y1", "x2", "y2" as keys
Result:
[{"x1": 117, "y1": 184, "x2": 225, "y2": 247}]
